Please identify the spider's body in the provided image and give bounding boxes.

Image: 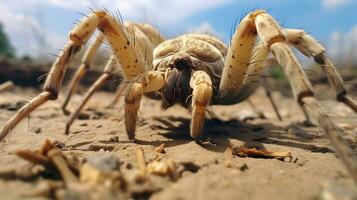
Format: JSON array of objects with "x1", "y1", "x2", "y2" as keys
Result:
[
  {"x1": 153, "y1": 34, "x2": 224, "y2": 108},
  {"x1": 0, "y1": 10, "x2": 356, "y2": 183},
  {"x1": 151, "y1": 33, "x2": 259, "y2": 109}
]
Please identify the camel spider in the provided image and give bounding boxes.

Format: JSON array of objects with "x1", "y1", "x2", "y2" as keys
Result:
[{"x1": 0, "y1": 10, "x2": 356, "y2": 183}]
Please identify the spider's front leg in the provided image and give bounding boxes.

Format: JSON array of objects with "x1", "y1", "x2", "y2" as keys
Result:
[
  {"x1": 125, "y1": 71, "x2": 165, "y2": 140},
  {"x1": 0, "y1": 11, "x2": 147, "y2": 141}
]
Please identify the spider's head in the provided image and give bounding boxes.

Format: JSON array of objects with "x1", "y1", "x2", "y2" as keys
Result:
[
  {"x1": 161, "y1": 52, "x2": 194, "y2": 109},
  {"x1": 153, "y1": 34, "x2": 225, "y2": 108}
]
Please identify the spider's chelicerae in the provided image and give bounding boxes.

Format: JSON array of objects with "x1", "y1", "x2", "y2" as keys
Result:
[{"x1": 0, "y1": 10, "x2": 356, "y2": 182}]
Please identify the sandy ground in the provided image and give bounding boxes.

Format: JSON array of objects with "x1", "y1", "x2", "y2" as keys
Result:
[{"x1": 0, "y1": 86, "x2": 356, "y2": 200}]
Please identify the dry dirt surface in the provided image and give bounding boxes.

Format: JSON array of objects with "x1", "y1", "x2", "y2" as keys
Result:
[{"x1": 0, "y1": 86, "x2": 356, "y2": 200}]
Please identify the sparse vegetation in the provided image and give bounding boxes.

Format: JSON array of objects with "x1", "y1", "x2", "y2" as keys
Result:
[{"x1": 0, "y1": 23, "x2": 14, "y2": 58}]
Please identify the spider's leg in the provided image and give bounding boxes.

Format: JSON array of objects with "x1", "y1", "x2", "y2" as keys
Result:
[
  {"x1": 284, "y1": 29, "x2": 357, "y2": 113},
  {"x1": 218, "y1": 11, "x2": 261, "y2": 101},
  {"x1": 254, "y1": 11, "x2": 357, "y2": 183},
  {"x1": 125, "y1": 71, "x2": 165, "y2": 140},
  {"x1": 64, "y1": 55, "x2": 117, "y2": 135},
  {"x1": 107, "y1": 82, "x2": 128, "y2": 108},
  {"x1": 262, "y1": 77, "x2": 282, "y2": 121},
  {"x1": 107, "y1": 22, "x2": 165, "y2": 108},
  {"x1": 190, "y1": 71, "x2": 213, "y2": 141},
  {"x1": 246, "y1": 98, "x2": 267, "y2": 119},
  {"x1": 0, "y1": 11, "x2": 152, "y2": 141},
  {"x1": 0, "y1": 12, "x2": 102, "y2": 141},
  {"x1": 61, "y1": 33, "x2": 105, "y2": 115}
]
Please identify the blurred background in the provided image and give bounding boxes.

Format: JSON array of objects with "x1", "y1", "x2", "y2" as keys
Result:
[{"x1": 0, "y1": 0, "x2": 356, "y2": 92}]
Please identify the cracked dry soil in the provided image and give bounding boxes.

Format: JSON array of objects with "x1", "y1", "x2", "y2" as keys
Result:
[{"x1": 0, "y1": 87, "x2": 356, "y2": 200}]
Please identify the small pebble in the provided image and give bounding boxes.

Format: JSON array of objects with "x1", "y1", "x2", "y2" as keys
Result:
[
  {"x1": 109, "y1": 136, "x2": 119, "y2": 143},
  {"x1": 33, "y1": 127, "x2": 42, "y2": 134},
  {"x1": 240, "y1": 163, "x2": 249, "y2": 171},
  {"x1": 79, "y1": 123, "x2": 88, "y2": 127}
]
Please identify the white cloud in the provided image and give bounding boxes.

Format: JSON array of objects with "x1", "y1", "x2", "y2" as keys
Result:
[
  {"x1": 0, "y1": 0, "x2": 232, "y2": 57},
  {"x1": 187, "y1": 22, "x2": 226, "y2": 40},
  {"x1": 0, "y1": 1, "x2": 66, "y2": 58},
  {"x1": 328, "y1": 25, "x2": 357, "y2": 64},
  {"x1": 36, "y1": 0, "x2": 232, "y2": 25},
  {"x1": 322, "y1": 0, "x2": 351, "y2": 9}
]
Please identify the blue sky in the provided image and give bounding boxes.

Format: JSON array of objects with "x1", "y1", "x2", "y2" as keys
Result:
[{"x1": 0, "y1": 0, "x2": 356, "y2": 60}]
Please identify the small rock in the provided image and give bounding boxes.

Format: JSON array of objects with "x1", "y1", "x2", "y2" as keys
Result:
[
  {"x1": 109, "y1": 136, "x2": 119, "y2": 143},
  {"x1": 78, "y1": 112, "x2": 90, "y2": 120},
  {"x1": 153, "y1": 143, "x2": 166, "y2": 154},
  {"x1": 53, "y1": 141, "x2": 65, "y2": 149},
  {"x1": 125, "y1": 163, "x2": 132, "y2": 170},
  {"x1": 239, "y1": 163, "x2": 249, "y2": 171},
  {"x1": 88, "y1": 144, "x2": 114, "y2": 152},
  {"x1": 85, "y1": 154, "x2": 120, "y2": 172},
  {"x1": 33, "y1": 127, "x2": 42, "y2": 134},
  {"x1": 318, "y1": 181, "x2": 357, "y2": 200},
  {"x1": 6, "y1": 101, "x2": 27, "y2": 111},
  {"x1": 79, "y1": 123, "x2": 88, "y2": 127}
]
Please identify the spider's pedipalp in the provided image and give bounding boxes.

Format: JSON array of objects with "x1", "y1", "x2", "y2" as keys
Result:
[
  {"x1": 125, "y1": 71, "x2": 165, "y2": 140},
  {"x1": 189, "y1": 71, "x2": 213, "y2": 141}
]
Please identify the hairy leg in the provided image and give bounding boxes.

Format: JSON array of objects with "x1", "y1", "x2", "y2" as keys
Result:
[
  {"x1": 284, "y1": 29, "x2": 357, "y2": 112},
  {"x1": 0, "y1": 11, "x2": 150, "y2": 141},
  {"x1": 253, "y1": 11, "x2": 357, "y2": 183}
]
